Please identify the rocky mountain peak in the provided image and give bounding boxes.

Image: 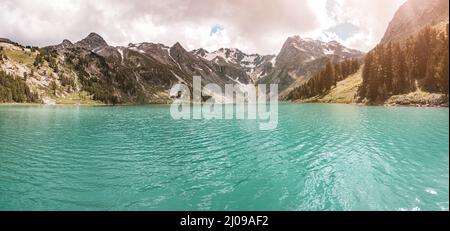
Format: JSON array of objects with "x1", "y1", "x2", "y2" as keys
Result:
[
  {"x1": 259, "y1": 35, "x2": 364, "y2": 94},
  {"x1": 43, "y1": 39, "x2": 74, "y2": 50},
  {"x1": 285, "y1": 35, "x2": 302, "y2": 42},
  {"x1": 75, "y1": 32, "x2": 108, "y2": 51},
  {"x1": 170, "y1": 42, "x2": 195, "y2": 62},
  {"x1": 277, "y1": 36, "x2": 363, "y2": 66},
  {"x1": 128, "y1": 42, "x2": 169, "y2": 52},
  {"x1": 171, "y1": 42, "x2": 184, "y2": 50},
  {"x1": 61, "y1": 39, "x2": 73, "y2": 47},
  {"x1": 190, "y1": 46, "x2": 276, "y2": 83},
  {"x1": 285, "y1": 35, "x2": 316, "y2": 46},
  {"x1": 328, "y1": 40, "x2": 340, "y2": 46},
  {"x1": 192, "y1": 48, "x2": 209, "y2": 57},
  {"x1": 193, "y1": 47, "x2": 264, "y2": 65}
]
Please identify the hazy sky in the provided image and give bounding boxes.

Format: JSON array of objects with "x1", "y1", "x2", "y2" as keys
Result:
[{"x1": 0, "y1": 0, "x2": 406, "y2": 54}]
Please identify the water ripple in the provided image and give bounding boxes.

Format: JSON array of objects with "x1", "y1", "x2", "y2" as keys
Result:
[{"x1": 0, "y1": 104, "x2": 448, "y2": 211}]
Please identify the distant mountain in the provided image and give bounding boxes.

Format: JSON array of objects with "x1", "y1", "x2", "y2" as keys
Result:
[
  {"x1": 1, "y1": 32, "x2": 261, "y2": 104},
  {"x1": 74, "y1": 32, "x2": 109, "y2": 51},
  {"x1": 381, "y1": 0, "x2": 449, "y2": 43},
  {"x1": 1, "y1": 32, "x2": 366, "y2": 104},
  {"x1": 276, "y1": 36, "x2": 363, "y2": 65},
  {"x1": 45, "y1": 39, "x2": 74, "y2": 50},
  {"x1": 191, "y1": 48, "x2": 275, "y2": 82},
  {"x1": 70, "y1": 34, "x2": 258, "y2": 103},
  {"x1": 259, "y1": 35, "x2": 364, "y2": 93}
]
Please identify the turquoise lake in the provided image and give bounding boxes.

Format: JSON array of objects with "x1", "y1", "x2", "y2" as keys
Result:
[{"x1": 0, "y1": 104, "x2": 448, "y2": 211}]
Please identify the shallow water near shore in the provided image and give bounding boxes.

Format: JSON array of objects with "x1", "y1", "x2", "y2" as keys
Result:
[{"x1": 0, "y1": 103, "x2": 448, "y2": 211}]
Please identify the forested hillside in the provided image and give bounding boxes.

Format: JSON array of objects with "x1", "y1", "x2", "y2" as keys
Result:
[
  {"x1": 286, "y1": 59, "x2": 360, "y2": 101},
  {"x1": 359, "y1": 25, "x2": 449, "y2": 103},
  {"x1": 0, "y1": 70, "x2": 40, "y2": 103}
]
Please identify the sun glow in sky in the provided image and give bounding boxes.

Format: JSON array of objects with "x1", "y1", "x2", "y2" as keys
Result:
[{"x1": 0, "y1": 0, "x2": 406, "y2": 54}]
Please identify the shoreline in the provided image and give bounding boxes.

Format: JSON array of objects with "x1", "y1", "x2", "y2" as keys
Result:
[
  {"x1": 291, "y1": 93, "x2": 449, "y2": 108},
  {"x1": 1, "y1": 101, "x2": 449, "y2": 108},
  {"x1": 291, "y1": 101, "x2": 449, "y2": 108}
]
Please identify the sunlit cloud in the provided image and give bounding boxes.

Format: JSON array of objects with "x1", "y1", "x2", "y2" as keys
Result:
[{"x1": 0, "y1": 0, "x2": 407, "y2": 54}]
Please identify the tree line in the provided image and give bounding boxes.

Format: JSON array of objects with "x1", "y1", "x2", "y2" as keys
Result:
[
  {"x1": 287, "y1": 59, "x2": 360, "y2": 100},
  {"x1": 359, "y1": 25, "x2": 449, "y2": 102}
]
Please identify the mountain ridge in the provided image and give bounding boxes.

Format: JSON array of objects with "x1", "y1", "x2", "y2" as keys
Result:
[
  {"x1": 258, "y1": 35, "x2": 365, "y2": 94},
  {"x1": 0, "y1": 32, "x2": 365, "y2": 105}
]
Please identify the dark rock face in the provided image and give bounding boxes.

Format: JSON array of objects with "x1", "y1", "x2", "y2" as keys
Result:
[{"x1": 74, "y1": 32, "x2": 109, "y2": 51}]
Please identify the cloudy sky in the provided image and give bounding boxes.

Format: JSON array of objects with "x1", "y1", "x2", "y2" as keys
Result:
[{"x1": 0, "y1": 0, "x2": 406, "y2": 54}]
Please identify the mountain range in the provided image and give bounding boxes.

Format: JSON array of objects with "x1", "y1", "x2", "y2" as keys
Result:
[
  {"x1": 0, "y1": 28, "x2": 362, "y2": 104},
  {"x1": 0, "y1": 0, "x2": 448, "y2": 106}
]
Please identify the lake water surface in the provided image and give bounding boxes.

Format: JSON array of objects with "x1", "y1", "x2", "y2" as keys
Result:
[{"x1": 0, "y1": 104, "x2": 448, "y2": 211}]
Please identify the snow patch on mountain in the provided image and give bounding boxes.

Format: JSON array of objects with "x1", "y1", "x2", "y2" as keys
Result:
[{"x1": 191, "y1": 48, "x2": 275, "y2": 82}]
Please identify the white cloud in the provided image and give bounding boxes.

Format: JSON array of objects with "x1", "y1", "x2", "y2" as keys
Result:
[
  {"x1": 0, "y1": 0, "x2": 407, "y2": 54},
  {"x1": 312, "y1": 0, "x2": 407, "y2": 51}
]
